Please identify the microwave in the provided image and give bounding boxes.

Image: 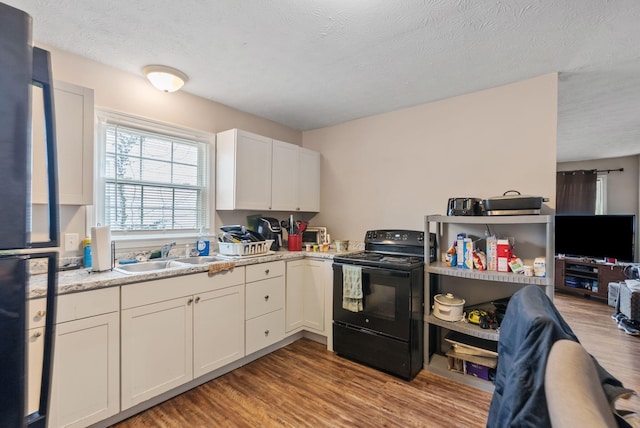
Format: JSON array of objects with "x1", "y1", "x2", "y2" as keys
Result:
[{"x1": 302, "y1": 227, "x2": 328, "y2": 245}]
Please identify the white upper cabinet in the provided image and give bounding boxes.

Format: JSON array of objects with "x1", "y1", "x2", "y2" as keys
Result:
[
  {"x1": 271, "y1": 139, "x2": 300, "y2": 211},
  {"x1": 216, "y1": 129, "x2": 273, "y2": 210},
  {"x1": 216, "y1": 129, "x2": 320, "y2": 212},
  {"x1": 32, "y1": 81, "x2": 94, "y2": 205},
  {"x1": 297, "y1": 147, "x2": 321, "y2": 212}
]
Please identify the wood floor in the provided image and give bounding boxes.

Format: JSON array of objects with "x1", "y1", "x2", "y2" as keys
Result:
[{"x1": 112, "y1": 292, "x2": 639, "y2": 428}]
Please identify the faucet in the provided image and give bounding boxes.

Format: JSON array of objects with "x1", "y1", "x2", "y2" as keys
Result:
[{"x1": 161, "y1": 241, "x2": 176, "y2": 259}]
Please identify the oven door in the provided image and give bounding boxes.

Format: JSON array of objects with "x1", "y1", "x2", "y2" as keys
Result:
[{"x1": 333, "y1": 262, "x2": 413, "y2": 341}]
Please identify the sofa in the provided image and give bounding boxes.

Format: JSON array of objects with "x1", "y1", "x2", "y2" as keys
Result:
[{"x1": 486, "y1": 285, "x2": 638, "y2": 427}]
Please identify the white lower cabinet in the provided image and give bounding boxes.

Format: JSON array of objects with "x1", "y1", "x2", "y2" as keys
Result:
[
  {"x1": 304, "y1": 259, "x2": 330, "y2": 332},
  {"x1": 193, "y1": 285, "x2": 245, "y2": 377},
  {"x1": 26, "y1": 325, "x2": 45, "y2": 416},
  {"x1": 49, "y1": 311, "x2": 120, "y2": 428},
  {"x1": 285, "y1": 259, "x2": 332, "y2": 335},
  {"x1": 26, "y1": 298, "x2": 47, "y2": 416},
  {"x1": 27, "y1": 287, "x2": 120, "y2": 428},
  {"x1": 121, "y1": 296, "x2": 193, "y2": 409},
  {"x1": 285, "y1": 260, "x2": 305, "y2": 332},
  {"x1": 120, "y1": 268, "x2": 245, "y2": 410},
  {"x1": 245, "y1": 262, "x2": 285, "y2": 355},
  {"x1": 25, "y1": 257, "x2": 335, "y2": 427}
]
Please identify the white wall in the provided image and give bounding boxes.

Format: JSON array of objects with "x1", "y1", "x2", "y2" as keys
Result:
[
  {"x1": 302, "y1": 74, "x2": 559, "y2": 242},
  {"x1": 44, "y1": 44, "x2": 302, "y2": 145},
  {"x1": 37, "y1": 44, "x2": 303, "y2": 255},
  {"x1": 557, "y1": 155, "x2": 639, "y2": 216},
  {"x1": 41, "y1": 44, "x2": 559, "y2": 254}
]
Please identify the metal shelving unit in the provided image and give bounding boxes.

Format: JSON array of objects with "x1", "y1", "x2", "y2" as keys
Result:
[{"x1": 423, "y1": 214, "x2": 554, "y2": 389}]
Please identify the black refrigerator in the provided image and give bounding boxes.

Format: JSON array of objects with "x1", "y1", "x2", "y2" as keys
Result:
[{"x1": 0, "y1": 3, "x2": 60, "y2": 427}]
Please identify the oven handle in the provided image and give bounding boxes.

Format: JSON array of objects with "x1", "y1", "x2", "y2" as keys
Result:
[{"x1": 333, "y1": 263, "x2": 412, "y2": 278}]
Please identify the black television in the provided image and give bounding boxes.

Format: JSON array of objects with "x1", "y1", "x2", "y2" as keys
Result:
[{"x1": 555, "y1": 214, "x2": 636, "y2": 262}]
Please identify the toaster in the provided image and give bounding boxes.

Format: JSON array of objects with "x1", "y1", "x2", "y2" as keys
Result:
[{"x1": 447, "y1": 198, "x2": 483, "y2": 216}]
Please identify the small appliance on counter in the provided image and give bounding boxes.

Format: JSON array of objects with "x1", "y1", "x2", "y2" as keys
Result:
[
  {"x1": 302, "y1": 226, "x2": 328, "y2": 245},
  {"x1": 257, "y1": 217, "x2": 282, "y2": 251}
]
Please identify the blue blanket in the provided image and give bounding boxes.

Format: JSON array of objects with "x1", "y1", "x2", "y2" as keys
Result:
[{"x1": 486, "y1": 285, "x2": 631, "y2": 427}]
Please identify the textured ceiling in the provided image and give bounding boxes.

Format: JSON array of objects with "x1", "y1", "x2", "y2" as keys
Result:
[{"x1": 5, "y1": 0, "x2": 640, "y2": 161}]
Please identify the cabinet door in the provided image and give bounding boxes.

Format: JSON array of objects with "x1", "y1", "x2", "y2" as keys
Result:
[
  {"x1": 193, "y1": 285, "x2": 245, "y2": 378},
  {"x1": 121, "y1": 297, "x2": 193, "y2": 410},
  {"x1": 48, "y1": 312, "x2": 119, "y2": 428},
  {"x1": 298, "y1": 148, "x2": 320, "y2": 212},
  {"x1": 303, "y1": 260, "x2": 327, "y2": 332},
  {"x1": 271, "y1": 140, "x2": 300, "y2": 211},
  {"x1": 26, "y1": 327, "x2": 45, "y2": 416},
  {"x1": 32, "y1": 81, "x2": 94, "y2": 205},
  {"x1": 285, "y1": 260, "x2": 305, "y2": 332},
  {"x1": 599, "y1": 265, "x2": 626, "y2": 295},
  {"x1": 236, "y1": 132, "x2": 272, "y2": 209}
]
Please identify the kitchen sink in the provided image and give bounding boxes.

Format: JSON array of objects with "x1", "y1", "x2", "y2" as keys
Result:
[
  {"x1": 115, "y1": 259, "x2": 188, "y2": 274},
  {"x1": 115, "y1": 256, "x2": 225, "y2": 274},
  {"x1": 173, "y1": 256, "x2": 225, "y2": 264}
]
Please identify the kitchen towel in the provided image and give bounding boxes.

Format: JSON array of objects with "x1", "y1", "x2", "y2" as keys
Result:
[
  {"x1": 91, "y1": 225, "x2": 112, "y2": 272},
  {"x1": 208, "y1": 261, "x2": 236, "y2": 276},
  {"x1": 342, "y1": 265, "x2": 363, "y2": 312}
]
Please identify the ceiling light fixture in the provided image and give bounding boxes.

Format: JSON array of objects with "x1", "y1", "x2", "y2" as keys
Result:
[{"x1": 143, "y1": 65, "x2": 188, "y2": 93}]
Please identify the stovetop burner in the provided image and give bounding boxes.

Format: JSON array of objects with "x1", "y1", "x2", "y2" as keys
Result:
[
  {"x1": 334, "y1": 251, "x2": 424, "y2": 269},
  {"x1": 332, "y1": 229, "x2": 433, "y2": 270}
]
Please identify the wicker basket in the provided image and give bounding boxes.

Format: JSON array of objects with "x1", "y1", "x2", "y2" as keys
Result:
[{"x1": 218, "y1": 240, "x2": 274, "y2": 257}]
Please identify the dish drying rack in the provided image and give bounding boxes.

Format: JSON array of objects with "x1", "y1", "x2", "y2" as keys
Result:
[{"x1": 217, "y1": 239, "x2": 274, "y2": 257}]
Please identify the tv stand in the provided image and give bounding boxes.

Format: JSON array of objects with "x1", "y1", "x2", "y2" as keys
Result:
[{"x1": 554, "y1": 257, "x2": 626, "y2": 301}]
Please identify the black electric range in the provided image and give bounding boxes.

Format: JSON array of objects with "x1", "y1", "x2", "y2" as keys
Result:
[{"x1": 332, "y1": 229, "x2": 435, "y2": 380}]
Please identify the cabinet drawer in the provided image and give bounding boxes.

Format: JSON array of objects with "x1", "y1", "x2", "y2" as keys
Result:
[
  {"x1": 245, "y1": 276, "x2": 285, "y2": 319},
  {"x1": 57, "y1": 287, "x2": 120, "y2": 324},
  {"x1": 27, "y1": 298, "x2": 47, "y2": 329},
  {"x1": 246, "y1": 261, "x2": 284, "y2": 283},
  {"x1": 122, "y1": 268, "x2": 244, "y2": 309},
  {"x1": 245, "y1": 309, "x2": 285, "y2": 355}
]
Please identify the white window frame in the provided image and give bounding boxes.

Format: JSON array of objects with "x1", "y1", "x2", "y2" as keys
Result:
[
  {"x1": 596, "y1": 174, "x2": 607, "y2": 214},
  {"x1": 94, "y1": 109, "x2": 214, "y2": 248}
]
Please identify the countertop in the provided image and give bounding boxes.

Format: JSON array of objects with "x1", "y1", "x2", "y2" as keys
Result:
[{"x1": 28, "y1": 248, "x2": 361, "y2": 299}]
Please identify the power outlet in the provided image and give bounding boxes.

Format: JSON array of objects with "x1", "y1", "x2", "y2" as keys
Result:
[{"x1": 64, "y1": 233, "x2": 80, "y2": 252}]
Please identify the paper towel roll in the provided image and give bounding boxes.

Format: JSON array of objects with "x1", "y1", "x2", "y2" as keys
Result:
[{"x1": 91, "y1": 226, "x2": 112, "y2": 272}]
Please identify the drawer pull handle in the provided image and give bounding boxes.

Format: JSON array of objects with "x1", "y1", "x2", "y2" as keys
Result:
[
  {"x1": 264, "y1": 295, "x2": 269, "y2": 301},
  {"x1": 265, "y1": 269, "x2": 270, "y2": 275},
  {"x1": 32, "y1": 331, "x2": 42, "y2": 339},
  {"x1": 36, "y1": 310, "x2": 46, "y2": 318},
  {"x1": 187, "y1": 298, "x2": 194, "y2": 305},
  {"x1": 264, "y1": 329, "x2": 270, "y2": 336},
  {"x1": 195, "y1": 296, "x2": 201, "y2": 304}
]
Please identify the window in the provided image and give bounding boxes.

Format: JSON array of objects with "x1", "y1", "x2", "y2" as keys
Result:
[
  {"x1": 96, "y1": 111, "x2": 211, "y2": 239},
  {"x1": 595, "y1": 174, "x2": 607, "y2": 214}
]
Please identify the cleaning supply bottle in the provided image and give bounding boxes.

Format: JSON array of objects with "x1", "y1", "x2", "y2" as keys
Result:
[
  {"x1": 83, "y1": 237, "x2": 92, "y2": 268},
  {"x1": 196, "y1": 228, "x2": 210, "y2": 256}
]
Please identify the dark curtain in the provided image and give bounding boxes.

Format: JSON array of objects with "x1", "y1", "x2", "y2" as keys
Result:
[{"x1": 556, "y1": 169, "x2": 597, "y2": 214}]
